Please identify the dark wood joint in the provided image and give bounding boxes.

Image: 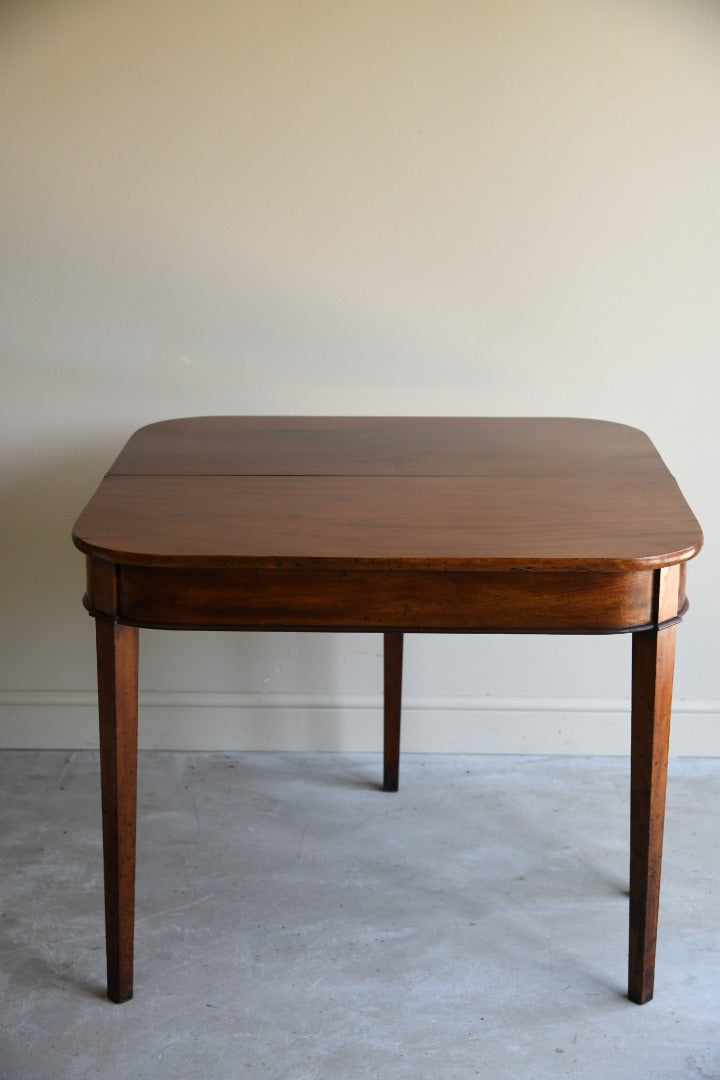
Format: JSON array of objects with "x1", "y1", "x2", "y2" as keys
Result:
[
  {"x1": 85, "y1": 557, "x2": 120, "y2": 619},
  {"x1": 653, "y1": 564, "x2": 682, "y2": 629}
]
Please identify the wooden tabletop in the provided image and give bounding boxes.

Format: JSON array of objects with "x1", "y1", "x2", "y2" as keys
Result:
[{"x1": 72, "y1": 417, "x2": 702, "y2": 573}]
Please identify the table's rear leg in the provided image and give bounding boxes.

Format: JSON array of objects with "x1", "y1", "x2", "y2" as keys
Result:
[
  {"x1": 628, "y1": 620, "x2": 677, "y2": 1004},
  {"x1": 383, "y1": 632, "x2": 403, "y2": 792},
  {"x1": 96, "y1": 618, "x2": 139, "y2": 1003}
]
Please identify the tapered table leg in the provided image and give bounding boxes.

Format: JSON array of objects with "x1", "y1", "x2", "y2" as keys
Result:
[
  {"x1": 628, "y1": 620, "x2": 677, "y2": 1004},
  {"x1": 383, "y1": 632, "x2": 403, "y2": 792},
  {"x1": 96, "y1": 618, "x2": 139, "y2": 1003}
]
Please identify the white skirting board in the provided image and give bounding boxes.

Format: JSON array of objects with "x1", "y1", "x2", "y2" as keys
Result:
[{"x1": 0, "y1": 691, "x2": 718, "y2": 755}]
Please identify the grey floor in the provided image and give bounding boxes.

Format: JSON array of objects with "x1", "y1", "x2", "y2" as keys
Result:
[{"x1": 1, "y1": 751, "x2": 719, "y2": 1080}]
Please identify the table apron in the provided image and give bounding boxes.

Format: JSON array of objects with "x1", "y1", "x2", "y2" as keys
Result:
[{"x1": 84, "y1": 559, "x2": 686, "y2": 634}]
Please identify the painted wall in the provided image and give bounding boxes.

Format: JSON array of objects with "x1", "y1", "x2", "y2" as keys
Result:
[{"x1": 1, "y1": 0, "x2": 718, "y2": 753}]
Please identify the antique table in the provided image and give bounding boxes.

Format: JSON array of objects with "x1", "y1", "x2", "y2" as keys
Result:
[{"x1": 72, "y1": 416, "x2": 702, "y2": 1004}]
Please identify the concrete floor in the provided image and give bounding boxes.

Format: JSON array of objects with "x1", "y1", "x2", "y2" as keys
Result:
[{"x1": 1, "y1": 751, "x2": 719, "y2": 1080}]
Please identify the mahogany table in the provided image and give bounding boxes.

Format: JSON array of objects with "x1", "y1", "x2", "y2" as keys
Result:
[{"x1": 72, "y1": 417, "x2": 702, "y2": 1005}]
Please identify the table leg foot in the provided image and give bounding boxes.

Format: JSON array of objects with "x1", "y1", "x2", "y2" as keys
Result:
[
  {"x1": 96, "y1": 618, "x2": 139, "y2": 1004},
  {"x1": 383, "y1": 632, "x2": 403, "y2": 792},
  {"x1": 628, "y1": 621, "x2": 676, "y2": 1004}
]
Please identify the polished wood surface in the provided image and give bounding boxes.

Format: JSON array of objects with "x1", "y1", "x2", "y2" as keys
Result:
[
  {"x1": 98, "y1": 415, "x2": 695, "y2": 479},
  {"x1": 628, "y1": 563, "x2": 681, "y2": 1004},
  {"x1": 72, "y1": 417, "x2": 702, "y2": 1006},
  {"x1": 383, "y1": 632, "x2": 403, "y2": 793},
  {"x1": 95, "y1": 618, "x2": 138, "y2": 1004},
  {"x1": 74, "y1": 417, "x2": 701, "y2": 571},
  {"x1": 109, "y1": 564, "x2": 662, "y2": 633}
]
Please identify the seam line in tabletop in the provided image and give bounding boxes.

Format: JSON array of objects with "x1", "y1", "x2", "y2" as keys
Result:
[{"x1": 104, "y1": 470, "x2": 674, "y2": 478}]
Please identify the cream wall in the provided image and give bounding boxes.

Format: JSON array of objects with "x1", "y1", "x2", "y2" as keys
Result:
[{"x1": 1, "y1": 0, "x2": 718, "y2": 753}]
